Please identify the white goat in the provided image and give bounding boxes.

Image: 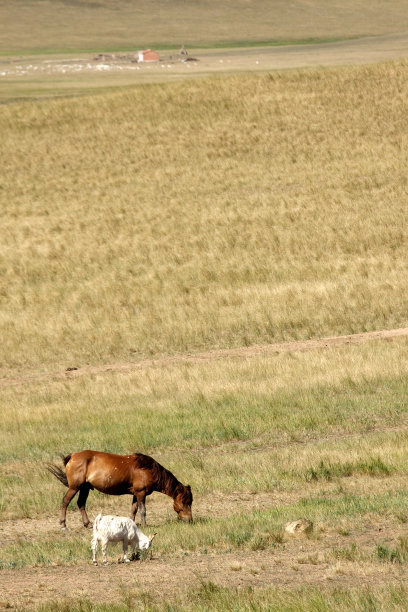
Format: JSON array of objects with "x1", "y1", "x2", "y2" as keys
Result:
[{"x1": 91, "y1": 513, "x2": 156, "y2": 565}]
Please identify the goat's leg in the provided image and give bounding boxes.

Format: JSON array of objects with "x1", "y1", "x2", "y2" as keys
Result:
[
  {"x1": 92, "y1": 537, "x2": 98, "y2": 565},
  {"x1": 122, "y1": 536, "x2": 130, "y2": 562},
  {"x1": 130, "y1": 495, "x2": 138, "y2": 522},
  {"x1": 102, "y1": 540, "x2": 109, "y2": 564},
  {"x1": 77, "y1": 483, "x2": 92, "y2": 528},
  {"x1": 59, "y1": 487, "x2": 78, "y2": 529}
]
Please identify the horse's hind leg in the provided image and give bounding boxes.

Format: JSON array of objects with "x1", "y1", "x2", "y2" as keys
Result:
[
  {"x1": 77, "y1": 483, "x2": 92, "y2": 528},
  {"x1": 60, "y1": 487, "x2": 78, "y2": 529},
  {"x1": 130, "y1": 495, "x2": 138, "y2": 522}
]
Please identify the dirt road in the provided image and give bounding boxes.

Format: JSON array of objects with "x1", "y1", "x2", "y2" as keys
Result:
[
  {"x1": 1, "y1": 327, "x2": 408, "y2": 389},
  {"x1": 203, "y1": 32, "x2": 408, "y2": 70}
]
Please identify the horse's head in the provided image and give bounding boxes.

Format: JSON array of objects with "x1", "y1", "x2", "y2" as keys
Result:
[{"x1": 173, "y1": 484, "x2": 193, "y2": 522}]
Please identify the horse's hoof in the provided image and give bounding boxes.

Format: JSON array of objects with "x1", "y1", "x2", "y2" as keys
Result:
[
  {"x1": 60, "y1": 526, "x2": 67, "y2": 532},
  {"x1": 84, "y1": 522, "x2": 92, "y2": 529},
  {"x1": 93, "y1": 562, "x2": 98, "y2": 566}
]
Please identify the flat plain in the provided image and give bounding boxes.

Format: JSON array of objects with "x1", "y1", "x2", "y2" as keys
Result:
[{"x1": 1, "y1": 2, "x2": 408, "y2": 610}]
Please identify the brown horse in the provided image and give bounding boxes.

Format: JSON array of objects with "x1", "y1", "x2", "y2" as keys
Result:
[{"x1": 47, "y1": 450, "x2": 193, "y2": 529}]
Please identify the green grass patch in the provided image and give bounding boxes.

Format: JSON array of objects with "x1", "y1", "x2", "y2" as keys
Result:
[
  {"x1": 0, "y1": 533, "x2": 91, "y2": 569},
  {"x1": 2, "y1": 371, "x2": 408, "y2": 461},
  {"x1": 305, "y1": 457, "x2": 393, "y2": 482},
  {"x1": 376, "y1": 537, "x2": 408, "y2": 564},
  {"x1": 2, "y1": 343, "x2": 408, "y2": 519},
  {"x1": 27, "y1": 584, "x2": 408, "y2": 611}
]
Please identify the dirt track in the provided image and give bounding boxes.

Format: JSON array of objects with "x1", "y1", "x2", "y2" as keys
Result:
[
  {"x1": 1, "y1": 327, "x2": 408, "y2": 389},
  {"x1": 1, "y1": 541, "x2": 406, "y2": 610},
  {"x1": 213, "y1": 32, "x2": 408, "y2": 70}
]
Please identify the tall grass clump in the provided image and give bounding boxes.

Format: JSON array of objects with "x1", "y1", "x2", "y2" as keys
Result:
[
  {"x1": 0, "y1": 62, "x2": 407, "y2": 374},
  {"x1": 376, "y1": 537, "x2": 408, "y2": 564},
  {"x1": 305, "y1": 456, "x2": 393, "y2": 482}
]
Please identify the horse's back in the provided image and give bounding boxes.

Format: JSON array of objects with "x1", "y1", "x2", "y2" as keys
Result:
[
  {"x1": 64, "y1": 450, "x2": 163, "y2": 494},
  {"x1": 70, "y1": 450, "x2": 127, "y2": 462},
  {"x1": 66, "y1": 450, "x2": 134, "y2": 492}
]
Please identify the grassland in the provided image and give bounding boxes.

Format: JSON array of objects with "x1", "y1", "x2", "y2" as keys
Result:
[
  {"x1": 1, "y1": 8, "x2": 408, "y2": 606},
  {"x1": 2, "y1": 338, "x2": 408, "y2": 516},
  {"x1": 2, "y1": 0, "x2": 408, "y2": 55},
  {"x1": 2, "y1": 339, "x2": 408, "y2": 609},
  {"x1": 1, "y1": 62, "x2": 407, "y2": 377}
]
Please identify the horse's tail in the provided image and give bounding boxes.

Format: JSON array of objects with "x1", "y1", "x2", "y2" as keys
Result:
[
  {"x1": 46, "y1": 454, "x2": 71, "y2": 487},
  {"x1": 62, "y1": 453, "x2": 72, "y2": 466}
]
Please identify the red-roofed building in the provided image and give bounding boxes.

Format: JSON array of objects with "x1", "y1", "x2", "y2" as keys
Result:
[{"x1": 138, "y1": 49, "x2": 160, "y2": 62}]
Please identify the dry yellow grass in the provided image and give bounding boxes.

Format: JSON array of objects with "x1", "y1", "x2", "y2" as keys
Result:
[
  {"x1": 1, "y1": 62, "x2": 407, "y2": 374},
  {"x1": 2, "y1": 0, "x2": 408, "y2": 54}
]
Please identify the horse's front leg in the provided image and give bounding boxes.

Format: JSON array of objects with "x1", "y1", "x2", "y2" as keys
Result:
[
  {"x1": 130, "y1": 495, "x2": 138, "y2": 522},
  {"x1": 60, "y1": 487, "x2": 78, "y2": 530}
]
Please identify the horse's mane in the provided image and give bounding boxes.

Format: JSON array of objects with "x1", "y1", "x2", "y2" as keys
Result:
[
  {"x1": 132, "y1": 453, "x2": 190, "y2": 500},
  {"x1": 178, "y1": 483, "x2": 193, "y2": 505}
]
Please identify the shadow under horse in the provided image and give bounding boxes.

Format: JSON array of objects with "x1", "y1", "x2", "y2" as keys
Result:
[{"x1": 47, "y1": 450, "x2": 193, "y2": 529}]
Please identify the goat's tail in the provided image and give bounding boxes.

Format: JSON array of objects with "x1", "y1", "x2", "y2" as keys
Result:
[
  {"x1": 94, "y1": 512, "x2": 103, "y2": 533},
  {"x1": 46, "y1": 454, "x2": 71, "y2": 487},
  {"x1": 91, "y1": 513, "x2": 102, "y2": 551}
]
